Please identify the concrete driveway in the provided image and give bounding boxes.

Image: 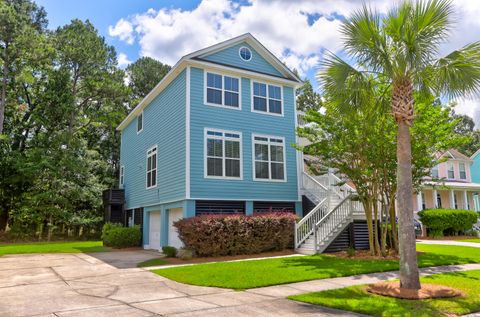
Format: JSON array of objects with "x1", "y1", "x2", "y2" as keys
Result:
[{"x1": 0, "y1": 251, "x2": 361, "y2": 317}]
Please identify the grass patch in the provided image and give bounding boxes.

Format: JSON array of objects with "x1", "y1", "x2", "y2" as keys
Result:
[
  {"x1": 460, "y1": 239, "x2": 480, "y2": 243},
  {"x1": 137, "y1": 258, "x2": 168, "y2": 267},
  {"x1": 289, "y1": 270, "x2": 480, "y2": 317},
  {"x1": 0, "y1": 241, "x2": 109, "y2": 255},
  {"x1": 152, "y1": 244, "x2": 480, "y2": 289}
]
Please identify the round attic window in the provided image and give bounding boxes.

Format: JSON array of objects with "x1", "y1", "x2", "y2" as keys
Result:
[{"x1": 239, "y1": 47, "x2": 252, "y2": 61}]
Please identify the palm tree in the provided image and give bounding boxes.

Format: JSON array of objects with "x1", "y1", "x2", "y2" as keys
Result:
[{"x1": 318, "y1": 0, "x2": 480, "y2": 290}]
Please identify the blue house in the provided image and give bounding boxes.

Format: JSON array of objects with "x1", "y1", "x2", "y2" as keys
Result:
[
  {"x1": 117, "y1": 34, "x2": 306, "y2": 250},
  {"x1": 470, "y1": 149, "x2": 480, "y2": 210}
]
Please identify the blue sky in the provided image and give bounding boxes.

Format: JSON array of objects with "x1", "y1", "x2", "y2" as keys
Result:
[{"x1": 36, "y1": 0, "x2": 480, "y2": 122}]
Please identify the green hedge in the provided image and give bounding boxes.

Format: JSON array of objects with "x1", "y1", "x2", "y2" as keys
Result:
[
  {"x1": 418, "y1": 209, "x2": 478, "y2": 237},
  {"x1": 101, "y1": 223, "x2": 142, "y2": 248},
  {"x1": 174, "y1": 212, "x2": 297, "y2": 257}
]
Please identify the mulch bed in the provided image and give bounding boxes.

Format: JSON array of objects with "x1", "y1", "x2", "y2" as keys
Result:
[
  {"x1": 366, "y1": 281, "x2": 463, "y2": 300},
  {"x1": 154, "y1": 249, "x2": 295, "y2": 265}
]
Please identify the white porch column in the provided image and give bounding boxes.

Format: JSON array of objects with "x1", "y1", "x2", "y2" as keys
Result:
[
  {"x1": 416, "y1": 191, "x2": 423, "y2": 211},
  {"x1": 433, "y1": 189, "x2": 438, "y2": 208},
  {"x1": 463, "y1": 190, "x2": 469, "y2": 210},
  {"x1": 450, "y1": 190, "x2": 455, "y2": 209}
]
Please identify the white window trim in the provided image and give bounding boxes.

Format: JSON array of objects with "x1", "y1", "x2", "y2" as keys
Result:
[
  {"x1": 137, "y1": 111, "x2": 144, "y2": 134},
  {"x1": 203, "y1": 71, "x2": 242, "y2": 110},
  {"x1": 238, "y1": 46, "x2": 252, "y2": 62},
  {"x1": 251, "y1": 80, "x2": 284, "y2": 117},
  {"x1": 459, "y1": 162, "x2": 467, "y2": 180},
  {"x1": 431, "y1": 165, "x2": 439, "y2": 178},
  {"x1": 146, "y1": 145, "x2": 158, "y2": 189},
  {"x1": 119, "y1": 165, "x2": 125, "y2": 188},
  {"x1": 204, "y1": 128, "x2": 243, "y2": 180},
  {"x1": 447, "y1": 162, "x2": 455, "y2": 179},
  {"x1": 251, "y1": 133, "x2": 287, "y2": 182}
]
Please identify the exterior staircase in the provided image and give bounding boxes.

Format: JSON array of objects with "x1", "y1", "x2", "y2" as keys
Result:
[{"x1": 295, "y1": 171, "x2": 360, "y2": 255}]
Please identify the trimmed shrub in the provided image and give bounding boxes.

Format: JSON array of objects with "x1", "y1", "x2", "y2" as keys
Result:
[
  {"x1": 174, "y1": 212, "x2": 297, "y2": 257},
  {"x1": 177, "y1": 248, "x2": 194, "y2": 260},
  {"x1": 162, "y1": 246, "x2": 177, "y2": 257},
  {"x1": 418, "y1": 209, "x2": 479, "y2": 237},
  {"x1": 102, "y1": 223, "x2": 141, "y2": 248}
]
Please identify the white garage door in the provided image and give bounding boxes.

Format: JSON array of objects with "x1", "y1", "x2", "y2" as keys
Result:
[
  {"x1": 168, "y1": 208, "x2": 183, "y2": 249},
  {"x1": 149, "y1": 211, "x2": 161, "y2": 251}
]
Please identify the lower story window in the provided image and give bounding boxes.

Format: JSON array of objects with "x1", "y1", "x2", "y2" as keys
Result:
[
  {"x1": 205, "y1": 129, "x2": 242, "y2": 179},
  {"x1": 253, "y1": 134, "x2": 285, "y2": 181}
]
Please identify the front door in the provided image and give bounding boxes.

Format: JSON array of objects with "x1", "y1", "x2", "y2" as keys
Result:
[{"x1": 149, "y1": 211, "x2": 161, "y2": 250}]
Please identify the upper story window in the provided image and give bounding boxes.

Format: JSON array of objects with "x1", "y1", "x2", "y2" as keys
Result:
[
  {"x1": 447, "y1": 162, "x2": 455, "y2": 179},
  {"x1": 205, "y1": 72, "x2": 240, "y2": 109},
  {"x1": 459, "y1": 162, "x2": 467, "y2": 179},
  {"x1": 119, "y1": 166, "x2": 125, "y2": 188},
  {"x1": 137, "y1": 111, "x2": 143, "y2": 133},
  {"x1": 239, "y1": 47, "x2": 252, "y2": 61},
  {"x1": 205, "y1": 129, "x2": 242, "y2": 179},
  {"x1": 431, "y1": 165, "x2": 439, "y2": 178},
  {"x1": 146, "y1": 146, "x2": 157, "y2": 189},
  {"x1": 253, "y1": 134, "x2": 286, "y2": 181},
  {"x1": 252, "y1": 82, "x2": 282, "y2": 115}
]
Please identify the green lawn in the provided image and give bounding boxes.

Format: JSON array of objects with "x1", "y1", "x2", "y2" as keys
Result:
[
  {"x1": 137, "y1": 258, "x2": 168, "y2": 267},
  {"x1": 152, "y1": 244, "x2": 480, "y2": 290},
  {"x1": 0, "y1": 241, "x2": 109, "y2": 256},
  {"x1": 290, "y1": 270, "x2": 480, "y2": 317},
  {"x1": 460, "y1": 239, "x2": 480, "y2": 243}
]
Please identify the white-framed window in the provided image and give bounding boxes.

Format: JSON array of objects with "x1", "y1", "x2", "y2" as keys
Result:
[
  {"x1": 119, "y1": 165, "x2": 125, "y2": 188},
  {"x1": 251, "y1": 81, "x2": 283, "y2": 115},
  {"x1": 137, "y1": 111, "x2": 143, "y2": 134},
  {"x1": 204, "y1": 129, "x2": 242, "y2": 179},
  {"x1": 204, "y1": 72, "x2": 241, "y2": 109},
  {"x1": 239, "y1": 47, "x2": 252, "y2": 61},
  {"x1": 447, "y1": 162, "x2": 455, "y2": 179},
  {"x1": 252, "y1": 134, "x2": 286, "y2": 181},
  {"x1": 431, "y1": 165, "x2": 439, "y2": 178},
  {"x1": 459, "y1": 162, "x2": 467, "y2": 179},
  {"x1": 146, "y1": 146, "x2": 157, "y2": 189}
]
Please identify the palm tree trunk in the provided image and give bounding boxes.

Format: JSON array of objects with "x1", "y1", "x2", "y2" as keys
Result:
[{"x1": 397, "y1": 120, "x2": 421, "y2": 289}]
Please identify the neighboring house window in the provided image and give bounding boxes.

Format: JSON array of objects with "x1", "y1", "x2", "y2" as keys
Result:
[
  {"x1": 421, "y1": 192, "x2": 426, "y2": 210},
  {"x1": 239, "y1": 47, "x2": 252, "y2": 61},
  {"x1": 205, "y1": 129, "x2": 242, "y2": 179},
  {"x1": 137, "y1": 112, "x2": 143, "y2": 133},
  {"x1": 437, "y1": 193, "x2": 442, "y2": 208},
  {"x1": 119, "y1": 166, "x2": 125, "y2": 188},
  {"x1": 447, "y1": 162, "x2": 455, "y2": 179},
  {"x1": 459, "y1": 162, "x2": 467, "y2": 179},
  {"x1": 431, "y1": 165, "x2": 439, "y2": 178},
  {"x1": 253, "y1": 135, "x2": 286, "y2": 181},
  {"x1": 205, "y1": 72, "x2": 240, "y2": 108},
  {"x1": 252, "y1": 82, "x2": 282, "y2": 115},
  {"x1": 146, "y1": 146, "x2": 157, "y2": 189}
]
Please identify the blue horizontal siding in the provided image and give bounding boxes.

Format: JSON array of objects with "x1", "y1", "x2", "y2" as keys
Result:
[
  {"x1": 189, "y1": 67, "x2": 299, "y2": 201},
  {"x1": 121, "y1": 70, "x2": 186, "y2": 209},
  {"x1": 201, "y1": 42, "x2": 284, "y2": 78}
]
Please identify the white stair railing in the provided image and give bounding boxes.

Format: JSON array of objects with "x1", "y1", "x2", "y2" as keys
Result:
[
  {"x1": 302, "y1": 172, "x2": 328, "y2": 203},
  {"x1": 295, "y1": 197, "x2": 328, "y2": 248},
  {"x1": 313, "y1": 194, "x2": 354, "y2": 252}
]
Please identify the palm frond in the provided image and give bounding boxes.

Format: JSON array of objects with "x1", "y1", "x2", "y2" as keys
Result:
[
  {"x1": 340, "y1": 4, "x2": 391, "y2": 74},
  {"x1": 431, "y1": 41, "x2": 480, "y2": 99},
  {"x1": 316, "y1": 52, "x2": 383, "y2": 115}
]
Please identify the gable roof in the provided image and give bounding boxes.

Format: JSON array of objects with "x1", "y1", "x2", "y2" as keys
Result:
[
  {"x1": 117, "y1": 33, "x2": 303, "y2": 131},
  {"x1": 439, "y1": 149, "x2": 472, "y2": 161},
  {"x1": 471, "y1": 148, "x2": 480, "y2": 160}
]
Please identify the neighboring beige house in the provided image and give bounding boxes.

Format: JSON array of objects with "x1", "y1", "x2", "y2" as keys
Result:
[{"x1": 414, "y1": 149, "x2": 480, "y2": 214}]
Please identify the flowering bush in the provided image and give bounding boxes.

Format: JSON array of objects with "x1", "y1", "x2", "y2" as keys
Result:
[{"x1": 174, "y1": 212, "x2": 297, "y2": 256}]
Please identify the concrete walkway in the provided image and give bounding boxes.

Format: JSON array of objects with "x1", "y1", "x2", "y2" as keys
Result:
[
  {"x1": 2, "y1": 250, "x2": 480, "y2": 317},
  {"x1": 417, "y1": 239, "x2": 480, "y2": 248}
]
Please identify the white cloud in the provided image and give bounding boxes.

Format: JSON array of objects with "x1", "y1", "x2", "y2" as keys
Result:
[
  {"x1": 453, "y1": 97, "x2": 480, "y2": 128},
  {"x1": 117, "y1": 53, "x2": 132, "y2": 68},
  {"x1": 108, "y1": 18, "x2": 135, "y2": 45},
  {"x1": 109, "y1": 0, "x2": 480, "y2": 121}
]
